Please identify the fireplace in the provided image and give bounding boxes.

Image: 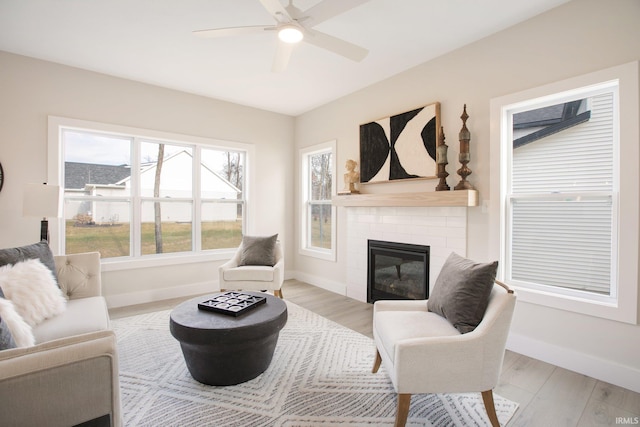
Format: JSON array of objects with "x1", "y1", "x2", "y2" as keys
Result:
[{"x1": 367, "y1": 240, "x2": 430, "y2": 303}]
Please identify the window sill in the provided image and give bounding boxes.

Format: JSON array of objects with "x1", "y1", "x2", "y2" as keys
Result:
[
  {"x1": 512, "y1": 284, "x2": 637, "y2": 325},
  {"x1": 101, "y1": 250, "x2": 235, "y2": 272},
  {"x1": 299, "y1": 247, "x2": 335, "y2": 262}
]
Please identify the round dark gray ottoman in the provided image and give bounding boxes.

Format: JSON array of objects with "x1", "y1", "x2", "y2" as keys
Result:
[{"x1": 169, "y1": 292, "x2": 288, "y2": 386}]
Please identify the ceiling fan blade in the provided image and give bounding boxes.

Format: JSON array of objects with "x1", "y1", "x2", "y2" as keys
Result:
[
  {"x1": 272, "y1": 40, "x2": 294, "y2": 73},
  {"x1": 303, "y1": 0, "x2": 371, "y2": 26},
  {"x1": 259, "y1": 0, "x2": 292, "y2": 22},
  {"x1": 303, "y1": 29, "x2": 368, "y2": 62},
  {"x1": 193, "y1": 25, "x2": 273, "y2": 38}
]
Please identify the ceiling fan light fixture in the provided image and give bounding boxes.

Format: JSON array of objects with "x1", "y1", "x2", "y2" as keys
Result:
[{"x1": 278, "y1": 25, "x2": 303, "y2": 44}]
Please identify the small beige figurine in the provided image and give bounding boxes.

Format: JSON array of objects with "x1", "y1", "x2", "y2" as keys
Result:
[{"x1": 340, "y1": 159, "x2": 360, "y2": 194}]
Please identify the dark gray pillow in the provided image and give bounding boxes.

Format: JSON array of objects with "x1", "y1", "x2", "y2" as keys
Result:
[
  {"x1": 427, "y1": 252, "x2": 498, "y2": 334},
  {"x1": 0, "y1": 241, "x2": 59, "y2": 287},
  {"x1": 0, "y1": 287, "x2": 17, "y2": 350},
  {"x1": 239, "y1": 234, "x2": 278, "y2": 266},
  {"x1": 0, "y1": 317, "x2": 17, "y2": 350}
]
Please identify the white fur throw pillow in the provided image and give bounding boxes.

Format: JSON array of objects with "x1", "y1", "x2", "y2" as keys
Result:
[
  {"x1": 0, "y1": 298, "x2": 35, "y2": 347},
  {"x1": 0, "y1": 259, "x2": 67, "y2": 327}
]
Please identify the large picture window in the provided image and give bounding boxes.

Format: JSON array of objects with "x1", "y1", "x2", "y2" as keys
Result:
[
  {"x1": 300, "y1": 141, "x2": 336, "y2": 261},
  {"x1": 50, "y1": 117, "x2": 247, "y2": 261}
]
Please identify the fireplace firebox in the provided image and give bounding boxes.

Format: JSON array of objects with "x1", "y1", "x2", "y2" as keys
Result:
[{"x1": 367, "y1": 240, "x2": 429, "y2": 303}]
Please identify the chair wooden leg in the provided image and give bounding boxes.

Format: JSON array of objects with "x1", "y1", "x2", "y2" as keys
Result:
[
  {"x1": 395, "y1": 394, "x2": 411, "y2": 427},
  {"x1": 274, "y1": 289, "x2": 283, "y2": 299},
  {"x1": 481, "y1": 390, "x2": 500, "y2": 427},
  {"x1": 372, "y1": 349, "x2": 382, "y2": 373}
]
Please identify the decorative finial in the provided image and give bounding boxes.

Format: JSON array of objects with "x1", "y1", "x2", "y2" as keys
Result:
[
  {"x1": 454, "y1": 104, "x2": 474, "y2": 190},
  {"x1": 435, "y1": 126, "x2": 450, "y2": 191}
]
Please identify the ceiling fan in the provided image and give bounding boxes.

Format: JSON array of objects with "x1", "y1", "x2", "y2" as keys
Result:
[{"x1": 193, "y1": 0, "x2": 370, "y2": 72}]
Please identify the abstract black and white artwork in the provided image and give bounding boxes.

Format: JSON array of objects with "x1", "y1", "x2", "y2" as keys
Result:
[{"x1": 359, "y1": 102, "x2": 440, "y2": 183}]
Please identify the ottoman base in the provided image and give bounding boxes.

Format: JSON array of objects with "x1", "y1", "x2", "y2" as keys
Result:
[{"x1": 180, "y1": 331, "x2": 281, "y2": 385}]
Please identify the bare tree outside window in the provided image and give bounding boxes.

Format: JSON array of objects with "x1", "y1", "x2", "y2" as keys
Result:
[
  {"x1": 310, "y1": 152, "x2": 332, "y2": 249},
  {"x1": 222, "y1": 151, "x2": 243, "y2": 191}
]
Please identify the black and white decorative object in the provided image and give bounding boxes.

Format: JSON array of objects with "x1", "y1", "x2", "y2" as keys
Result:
[
  {"x1": 198, "y1": 292, "x2": 266, "y2": 316},
  {"x1": 359, "y1": 102, "x2": 440, "y2": 183}
]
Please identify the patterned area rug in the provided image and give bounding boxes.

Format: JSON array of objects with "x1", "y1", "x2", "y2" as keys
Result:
[{"x1": 112, "y1": 301, "x2": 518, "y2": 426}]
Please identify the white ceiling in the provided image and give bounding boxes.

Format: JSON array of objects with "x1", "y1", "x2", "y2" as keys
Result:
[{"x1": 0, "y1": 0, "x2": 569, "y2": 116}]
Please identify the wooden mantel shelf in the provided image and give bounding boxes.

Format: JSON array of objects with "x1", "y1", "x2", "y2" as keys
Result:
[{"x1": 332, "y1": 190, "x2": 478, "y2": 207}]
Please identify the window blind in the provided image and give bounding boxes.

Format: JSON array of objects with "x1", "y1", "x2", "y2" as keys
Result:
[{"x1": 509, "y1": 92, "x2": 615, "y2": 295}]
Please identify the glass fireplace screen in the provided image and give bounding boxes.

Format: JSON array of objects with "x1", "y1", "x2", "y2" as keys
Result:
[{"x1": 367, "y1": 240, "x2": 430, "y2": 303}]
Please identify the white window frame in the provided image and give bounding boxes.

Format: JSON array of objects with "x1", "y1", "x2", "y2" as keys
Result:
[
  {"x1": 489, "y1": 61, "x2": 639, "y2": 324},
  {"x1": 48, "y1": 116, "x2": 255, "y2": 271},
  {"x1": 299, "y1": 140, "x2": 336, "y2": 261}
]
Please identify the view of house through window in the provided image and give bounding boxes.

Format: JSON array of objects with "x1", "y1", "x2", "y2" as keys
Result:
[
  {"x1": 62, "y1": 129, "x2": 245, "y2": 259},
  {"x1": 505, "y1": 84, "x2": 617, "y2": 299}
]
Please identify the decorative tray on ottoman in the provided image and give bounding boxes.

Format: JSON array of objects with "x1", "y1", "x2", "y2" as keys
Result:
[{"x1": 198, "y1": 292, "x2": 267, "y2": 317}]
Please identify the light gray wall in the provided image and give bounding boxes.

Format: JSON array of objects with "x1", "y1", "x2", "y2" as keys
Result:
[
  {"x1": 0, "y1": 51, "x2": 295, "y2": 305},
  {"x1": 293, "y1": 0, "x2": 640, "y2": 392},
  {"x1": 0, "y1": 0, "x2": 638, "y2": 393}
]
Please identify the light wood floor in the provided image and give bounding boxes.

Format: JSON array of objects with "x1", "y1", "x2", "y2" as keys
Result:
[{"x1": 109, "y1": 279, "x2": 640, "y2": 427}]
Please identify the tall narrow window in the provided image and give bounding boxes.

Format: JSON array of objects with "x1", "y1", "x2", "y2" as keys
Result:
[
  {"x1": 200, "y1": 148, "x2": 244, "y2": 250},
  {"x1": 491, "y1": 62, "x2": 639, "y2": 323},
  {"x1": 300, "y1": 141, "x2": 336, "y2": 261},
  {"x1": 508, "y1": 92, "x2": 616, "y2": 298},
  {"x1": 63, "y1": 130, "x2": 133, "y2": 258},
  {"x1": 139, "y1": 141, "x2": 194, "y2": 255}
]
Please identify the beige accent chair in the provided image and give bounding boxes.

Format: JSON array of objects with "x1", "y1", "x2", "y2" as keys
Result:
[
  {"x1": 372, "y1": 281, "x2": 516, "y2": 427},
  {"x1": 0, "y1": 252, "x2": 121, "y2": 427},
  {"x1": 219, "y1": 241, "x2": 285, "y2": 298}
]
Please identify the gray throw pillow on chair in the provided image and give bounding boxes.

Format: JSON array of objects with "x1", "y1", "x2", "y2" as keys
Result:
[
  {"x1": 427, "y1": 252, "x2": 498, "y2": 334},
  {"x1": 239, "y1": 234, "x2": 278, "y2": 266}
]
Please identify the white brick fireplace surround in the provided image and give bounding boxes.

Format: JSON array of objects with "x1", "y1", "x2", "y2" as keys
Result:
[{"x1": 345, "y1": 206, "x2": 468, "y2": 302}]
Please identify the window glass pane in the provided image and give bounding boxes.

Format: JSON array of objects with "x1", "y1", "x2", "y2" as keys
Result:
[
  {"x1": 60, "y1": 122, "x2": 248, "y2": 258},
  {"x1": 64, "y1": 200, "x2": 130, "y2": 258},
  {"x1": 201, "y1": 149, "x2": 244, "y2": 199},
  {"x1": 309, "y1": 203, "x2": 331, "y2": 249},
  {"x1": 510, "y1": 197, "x2": 612, "y2": 294},
  {"x1": 512, "y1": 93, "x2": 614, "y2": 194},
  {"x1": 201, "y1": 202, "x2": 243, "y2": 250},
  {"x1": 140, "y1": 141, "x2": 192, "y2": 197},
  {"x1": 508, "y1": 87, "x2": 616, "y2": 297},
  {"x1": 141, "y1": 201, "x2": 192, "y2": 254},
  {"x1": 63, "y1": 130, "x2": 131, "y2": 196},
  {"x1": 309, "y1": 152, "x2": 332, "y2": 201}
]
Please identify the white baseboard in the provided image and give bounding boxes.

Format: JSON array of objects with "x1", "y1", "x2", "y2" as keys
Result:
[
  {"x1": 107, "y1": 269, "x2": 296, "y2": 309},
  {"x1": 507, "y1": 332, "x2": 640, "y2": 394},
  {"x1": 105, "y1": 280, "x2": 218, "y2": 309},
  {"x1": 291, "y1": 270, "x2": 346, "y2": 296}
]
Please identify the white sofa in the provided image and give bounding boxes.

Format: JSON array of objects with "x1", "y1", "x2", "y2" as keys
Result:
[{"x1": 0, "y1": 251, "x2": 121, "y2": 427}]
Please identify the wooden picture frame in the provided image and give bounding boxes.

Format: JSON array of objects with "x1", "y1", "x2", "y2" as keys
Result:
[{"x1": 359, "y1": 102, "x2": 440, "y2": 183}]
